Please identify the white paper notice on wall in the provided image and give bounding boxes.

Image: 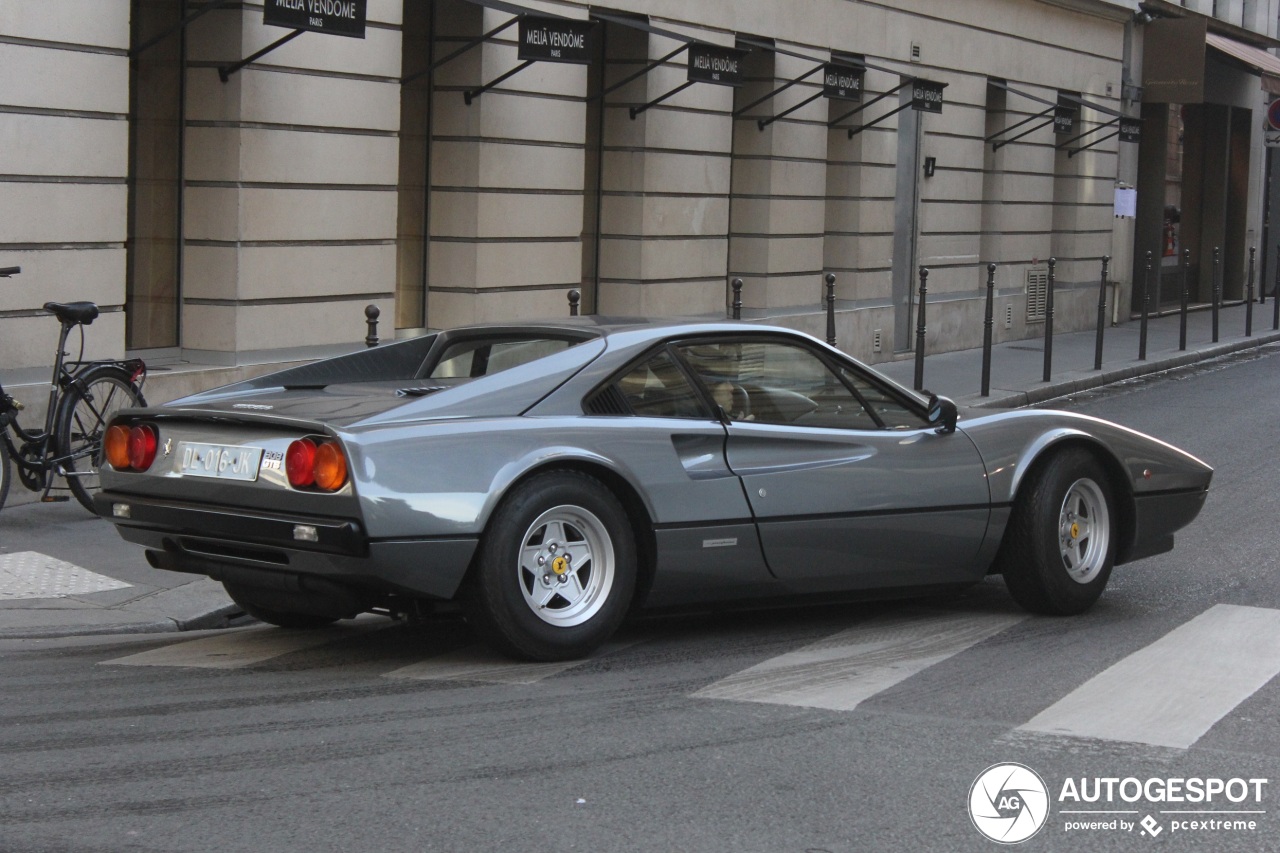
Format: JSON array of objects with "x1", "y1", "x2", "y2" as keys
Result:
[{"x1": 1114, "y1": 187, "x2": 1137, "y2": 218}]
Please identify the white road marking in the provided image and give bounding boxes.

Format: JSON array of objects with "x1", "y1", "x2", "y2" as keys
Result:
[
  {"x1": 0, "y1": 552, "x2": 131, "y2": 600},
  {"x1": 384, "y1": 640, "x2": 641, "y2": 685},
  {"x1": 101, "y1": 626, "x2": 343, "y2": 669},
  {"x1": 1019, "y1": 604, "x2": 1280, "y2": 749},
  {"x1": 692, "y1": 608, "x2": 1026, "y2": 711}
]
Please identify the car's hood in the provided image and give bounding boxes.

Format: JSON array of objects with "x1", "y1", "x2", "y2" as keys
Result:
[{"x1": 157, "y1": 338, "x2": 608, "y2": 429}]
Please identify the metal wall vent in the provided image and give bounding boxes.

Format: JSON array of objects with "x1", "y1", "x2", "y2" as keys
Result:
[
  {"x1": 872, "y1": 329, "x2": 883, "y2": 352},
  {"x1": 1026, "y1": 267, "x2": 1049, "y2": 322}
]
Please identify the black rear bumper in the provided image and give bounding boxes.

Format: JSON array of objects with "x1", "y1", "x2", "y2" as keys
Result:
[{"x1": 96, "y1": 491, "x2": 478, "y2": 600}]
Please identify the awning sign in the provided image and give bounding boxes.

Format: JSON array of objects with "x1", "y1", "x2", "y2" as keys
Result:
[
  {"x1": 264, "y1": 0, "x2": 366, "y2": 39},
  {"x1": 911, "y1": 79, "x2": 945, "y2": 113},
  {"x1": 518, "y1": 15, "x2": 597, "y2": 64},
  {"x1": 822, "y1": 63, "x2": 864, "y2": 101},
  {"x1": 1054, "y1": 100, "x2": 1077, "y2": 134},
  {"x1": 688, "y1": 43, "x2": 747, "y2": 87},
  {"x1": 1119, "y1": 118, "x2": 1142, "y2": 143}
]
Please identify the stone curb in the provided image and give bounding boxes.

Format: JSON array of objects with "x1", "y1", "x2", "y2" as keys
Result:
[{"x1": 961, "y1": 330, "x2": 1280, "y2": 410}]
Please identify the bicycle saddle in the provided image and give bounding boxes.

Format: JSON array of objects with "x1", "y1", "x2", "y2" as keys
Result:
[{"x1": 43, "y1": 301, "x2": 99, "y2": 325}]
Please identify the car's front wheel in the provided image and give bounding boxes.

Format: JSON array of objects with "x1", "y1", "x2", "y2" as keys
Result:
[
  {"x1": 998, "y1": 447, "x2": 1117, "y2": 615},
  {"x1": 464, "y1": 470, "x2": 636, "y2": 661}
]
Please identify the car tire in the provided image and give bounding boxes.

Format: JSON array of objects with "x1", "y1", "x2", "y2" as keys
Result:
[
  {"x1": 464, "y1": 470, "x2": 636, "y2": 661},
  {"x1": 997, "y1": 447, "x2": 1116, "y2": 615},
  {"x1": 222, "y1": 581, "x2": 341, "y2": 630}
]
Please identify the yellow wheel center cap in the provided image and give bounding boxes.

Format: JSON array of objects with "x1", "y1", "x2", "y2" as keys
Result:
[
  {"x1": 1070, "y1": 522, "x2": 1080, "y2": 540},
  {"x1": 551, "y1": 556, "x2": 569, "y2": 575}
]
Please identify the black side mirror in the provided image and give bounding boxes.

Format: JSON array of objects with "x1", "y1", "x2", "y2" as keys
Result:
[{"x1": 925, "y1": 392, "x2": 958, "y2": 434}]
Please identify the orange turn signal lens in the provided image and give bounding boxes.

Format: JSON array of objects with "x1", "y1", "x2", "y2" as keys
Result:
[
  {"x1": 313, "y1": 442, "x2": 347, "y2": 492},
  {"x1": 104, "y1": 424, "x2": 132, "y2": 469}
]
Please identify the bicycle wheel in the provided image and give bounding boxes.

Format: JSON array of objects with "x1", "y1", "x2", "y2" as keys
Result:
[
  {"x1": 0, "y1": 437, "x2": 10, "y2": 514},
  {"x1": 56, "y1": 366, "x2": 146, "y2": 513}
]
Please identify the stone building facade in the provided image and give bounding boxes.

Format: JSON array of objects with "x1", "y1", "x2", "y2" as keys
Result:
[{"x1": 1, "y1": 0, "x2": 1277, "y2": 378}]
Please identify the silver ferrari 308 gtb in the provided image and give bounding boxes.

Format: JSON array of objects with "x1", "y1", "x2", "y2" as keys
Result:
[{"x1": 96, "y1": 319, "x2": 1212, "y2": 660}]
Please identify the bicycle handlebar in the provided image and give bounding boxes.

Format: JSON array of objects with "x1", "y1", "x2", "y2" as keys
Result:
[{"x1": 0, "y1": 266, "x2": 20, "y2": 277}]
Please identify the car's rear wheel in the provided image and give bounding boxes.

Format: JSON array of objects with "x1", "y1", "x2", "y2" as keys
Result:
[
  {"x1": 464, "y1": 470, "x2": 636, "y2": 661},
  {"x1": 998, "y1": 447, "x2": 1116, "y2": 615},
  {"x1": 222, "y1": 581, "x2": 341, "y2": 630}
]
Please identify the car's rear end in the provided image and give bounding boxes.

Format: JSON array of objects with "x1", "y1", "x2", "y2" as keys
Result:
[
  {"x1": 95, "y1": 408, "x2": 478, "y2": 621},
  {"x1": 95, "y1": 325, "x2": 611, "y2": 622}
]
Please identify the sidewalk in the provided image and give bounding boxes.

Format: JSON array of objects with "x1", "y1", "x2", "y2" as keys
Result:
[
  {"x1": 2, "y1": 302, "x2": 1278, "y2": 640},
  {"x1": 876, "y1": 300, "x2": 1280, "y2": 409}
]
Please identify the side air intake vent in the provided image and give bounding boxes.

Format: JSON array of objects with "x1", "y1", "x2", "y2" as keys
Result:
[
  {"x1": 584, "y1": 385, "x2": 630, "y2": 416},
  {"x1": 1026, "y1": 266, "x2": 1049, "y2": 322}
]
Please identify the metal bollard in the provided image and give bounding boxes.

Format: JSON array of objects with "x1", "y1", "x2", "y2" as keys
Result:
[
  {"x1": 1179, "y1": 249, "x2": 1190, "y2": 351},
  {"x1": 568, "y1": 289, "x2": 581, "y2": 316},
  {"x1": 1274, "y1": 249, "x2": 1280, "y2": 329},
  {"x1": 1043, "y1": 258, "x2": 1055, "y2": 382},
  {"x1": 731, "y1": 278, "x2": 743, "y2": 320},
  {"x1": 1246, "y1": 246, "x2": 1255, "y2": 337},
  {"x1": 981, "y1": 263, "x2": 995, "y2": 397},
  {"x1": 1264, "y1": 245, "x2": 1270, "y2": 306},
  {"x1": 913, "y1": 266, "x2": 928, "y2": 391},
  {"x1": 1139, "y1": 251, "x2": 1150, "y2": 360},
  {"x1": 1211, "y1": 246, "x2": 1220, "y2": 343},
  {"x1": 364, "y1": 304, "x2": 380, "y2": 348},
  {"x1": 825, "y1": 273, "x2": 837, "y2": 346},
  {"x1": 1094, "y1": 255, "x2": 1109, "y2": 371}
]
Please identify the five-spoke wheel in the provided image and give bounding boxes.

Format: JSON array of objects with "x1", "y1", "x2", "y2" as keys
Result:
[
  {"x1": 518, "y1": 505, "x2": 616, "y2": 628},
  {"x1": 1057, "y1": 477, "x2": 1110, "y2": 585}
]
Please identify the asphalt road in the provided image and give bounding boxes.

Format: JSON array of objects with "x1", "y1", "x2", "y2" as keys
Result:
[{"x1": 2, "y1": 347, "x2": 1279, "y2": 853}]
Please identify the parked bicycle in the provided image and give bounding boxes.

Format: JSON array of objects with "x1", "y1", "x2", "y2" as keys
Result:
[{"x1": 0, "y1": 266, "x2": 147, "y2": 514}]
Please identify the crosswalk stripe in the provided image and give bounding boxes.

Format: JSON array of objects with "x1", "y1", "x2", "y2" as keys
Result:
[
  {"x1": 101, "y1": 626, "x2": 345, "y2": 669},
  {"x1": 1018, "y1": 604, "x2": 1280, "y2": 749},
  {"x1": 691, "y1": 608, "x2": 1026, "y2": 711},
  {"x1": 384, "y1": 640, "x2": 641, "y2": 685}
]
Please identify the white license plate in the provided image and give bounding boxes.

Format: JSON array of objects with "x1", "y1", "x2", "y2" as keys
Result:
[{"x1": 177, "y1": 442, "x2": 263, "y2": 481}]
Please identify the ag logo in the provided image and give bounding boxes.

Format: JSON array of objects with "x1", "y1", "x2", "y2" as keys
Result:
[{"x1": 968, "y1": 763, "x2": 1050, "y2": 844}]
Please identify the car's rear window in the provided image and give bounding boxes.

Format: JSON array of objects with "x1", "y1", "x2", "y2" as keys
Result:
[{"x1": 426, "y1": 336, "x2": 582, "y2": 379}]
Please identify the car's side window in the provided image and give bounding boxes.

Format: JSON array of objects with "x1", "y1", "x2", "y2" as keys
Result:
[
  {"x1": 675, "y1": 339, "x2": 882, "y2": 429},
  {"x1": 836, "y1": 366, "x2": 928, "y2": 429},
  {"x1": 613, "y1": 350, "x2": 709, "y2": 419}
]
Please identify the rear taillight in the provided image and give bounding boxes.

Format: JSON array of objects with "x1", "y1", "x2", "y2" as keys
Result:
[
  {"x1": 104, "y1": 424, "x2": 132, "y2": 469},
  {"x1": 286, "y1": 438, "x2": 317, "y2": 487},
  {"x1": 286, "y1": 438, "x2": 347, "y2": 492},
  {"x1": 126, "y1": 424, "x2": 158, "y2": 471}
]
